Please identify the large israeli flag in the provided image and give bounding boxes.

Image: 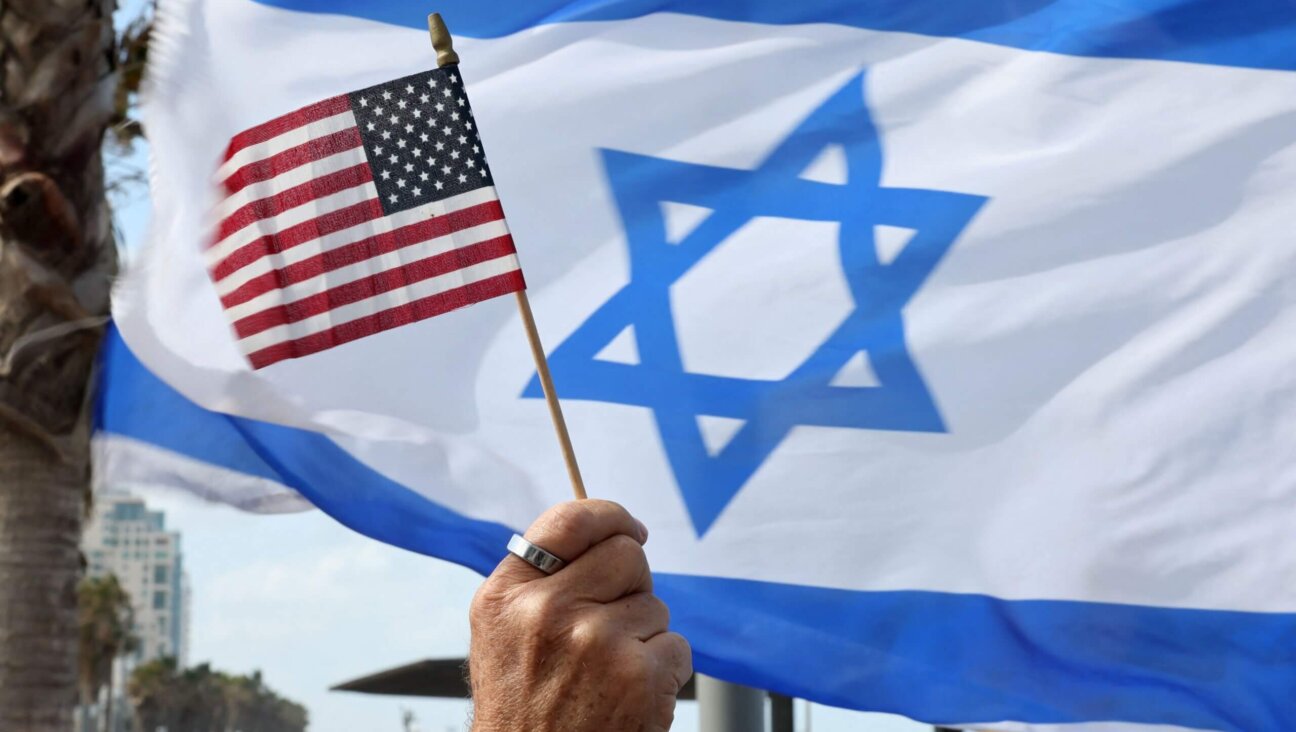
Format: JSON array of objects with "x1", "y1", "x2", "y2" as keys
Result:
[{"x1": 98, "y1": 1, "x2": 1296, "y2": 729}]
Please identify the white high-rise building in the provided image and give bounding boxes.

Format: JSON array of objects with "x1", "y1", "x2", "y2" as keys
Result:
[{"x1": 83, "y1": 494, "x2": 190, "y2": 666}]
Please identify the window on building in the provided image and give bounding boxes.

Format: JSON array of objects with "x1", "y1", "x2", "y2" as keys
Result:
[
  {"x1": 154, "y1": 566, "x2": 168, "y2": 584},
  {"x1": 153, "y1": 591, "x2": 166, "y2": 609}
]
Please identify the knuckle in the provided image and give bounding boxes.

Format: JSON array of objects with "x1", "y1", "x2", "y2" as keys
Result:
[
  {"x1": 600, "y1": 534, "x2": 651, "y2": 591},
  {"x1": 669, "y1": 631, "x2": 692, "y2": 657},
  {"x1": 613, "y1": 536, "x2": 652, "y2": 589},
  {"x1": 538, "y1": 501, "x2": 595, "y2": 543},
  {"x1": 647, "y1": 595, "x2": 671, "y2": 627},
  {"x1": 668, "y1": 633, "x2": 694, "y2": 678},
  {"x1": 651, "y1": 632, "x2": 692, "y2": 680},
  {"x1": 605, "y1": 531, "x2": 647, "y2": 561},
  {"x1": 568, "y1": 618, "x2": 616, "y2": 655},
  {"x1": 512, "y1": 588, "x2": 565, "y2": 630},
  {"x1": 468, "y1": 585, "x2": 501, "y2": 630}
]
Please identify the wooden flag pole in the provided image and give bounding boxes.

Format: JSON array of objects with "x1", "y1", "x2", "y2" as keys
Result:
[
  {"x1": 514, "y1": 290, "x2": 588, "y2": 500},
  {"x1": 428, "y1": 13, "x2": 588, "y2": 500}
]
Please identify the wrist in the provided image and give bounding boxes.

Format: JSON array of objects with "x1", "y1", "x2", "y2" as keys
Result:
[{"x1": 469, "y1": 700, "x2": 512, "y2": 732}]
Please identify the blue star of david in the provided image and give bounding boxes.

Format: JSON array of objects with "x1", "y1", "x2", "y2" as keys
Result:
[{"x1": 525, "y1": 71, "x2": 988, "y2": 536}]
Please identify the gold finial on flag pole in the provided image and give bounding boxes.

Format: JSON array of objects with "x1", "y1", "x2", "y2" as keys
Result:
[
  {"x1": 427, "y1": 12, "x2": 588, "y2": 501},
  {"x1": 427, "y1": 13, "x2": 460, "y2": 67}
]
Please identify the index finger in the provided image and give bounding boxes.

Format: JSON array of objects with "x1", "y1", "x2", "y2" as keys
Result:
[{"x1": 523, "y1": 499, "x2": 648, "y2": 563}]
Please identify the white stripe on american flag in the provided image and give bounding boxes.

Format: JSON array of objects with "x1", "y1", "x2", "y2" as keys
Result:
[
  {"x1": 215, "y1": 110, "x2": 357, "y2": 183},
  {"x1": 212, "y1": 147, "x2": 370, "y2": 222},
  {"x1": 236, "y1": 254, "x2": 522, "y2": 354},
  {"x1": 206, "y1": 182, "x2": 380, "y2": 269},
  {"x1": 221, "y1": 218, "x2": 513, "y2": 322},
  {"x1": 212, "y1": 193, "x2": 462, "y2": 296},
  {"x1": 209, "y1": 185, "x2": 505, "y2": 293}
]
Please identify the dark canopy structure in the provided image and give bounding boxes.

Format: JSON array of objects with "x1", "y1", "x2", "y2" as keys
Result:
[
  {"x1": 333, "y1": 661, "x2": 954, "y2": 732},
  {"x1": 332, "y1": 658, "x2": 697, "y2": 700}
]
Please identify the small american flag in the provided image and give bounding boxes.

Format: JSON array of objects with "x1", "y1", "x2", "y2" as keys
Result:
[{"x1": 207, "y1": 67, "x2": 524, "y2": 369}]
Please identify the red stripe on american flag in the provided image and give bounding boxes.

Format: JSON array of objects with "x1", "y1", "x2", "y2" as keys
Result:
[
  {"x1": 217, "y1": 163, "x2": 374, "y2": 242},
  {"x1": 223, "y1": 95, "x2": 352, "y2": 162},
  {"x1": 245, "y1": 271, "x2": 527, "y2": 369},
  {"x1": 219, "y1": 200, "x2": 507, "y2": 309},
  {"x1": 233, "y1": 236, "x2": 518, "y2": 338},
  {"x1": 210, "y1": 199, "x2": 385, "y2": 281},
  {"x1": 222, "y1": 127, "x2": 364, "y2": 194}
]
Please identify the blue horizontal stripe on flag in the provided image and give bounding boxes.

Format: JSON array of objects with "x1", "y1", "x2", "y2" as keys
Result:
[
  {"x1": 97, "y1": 325, "x2": 1296, "y2": 730},
  {"x1": 249, "y1": 0, "x2": 1296, "y2": 72},
  {"x1": 660, "y1": 575, "x2": 1296, "y2": 731},
  {"x1": 95, "y1": 325, "x2": 514, "y2": 573}
]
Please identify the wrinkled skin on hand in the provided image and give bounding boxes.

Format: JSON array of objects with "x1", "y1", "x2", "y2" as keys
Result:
[{"x1": 468, "y1": 500, "x2": 692, "y2": 732}]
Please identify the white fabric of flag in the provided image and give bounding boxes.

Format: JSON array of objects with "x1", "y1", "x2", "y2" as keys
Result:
[{"x1": 97, "y1": 1, "x2": 1296, "y2": 730}]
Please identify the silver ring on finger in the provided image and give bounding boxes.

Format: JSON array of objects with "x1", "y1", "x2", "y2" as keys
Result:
[{"x1": 507, "y1": 534, "x2": 567, "y2": 575}]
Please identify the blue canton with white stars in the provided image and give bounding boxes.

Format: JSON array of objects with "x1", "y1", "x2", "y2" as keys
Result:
[
  {"x1": 524, "y1": 72, "x2": 989, "y2": 536},
  {"x1": 348, "y1": 67, "x2": 494, "y2": 215}
]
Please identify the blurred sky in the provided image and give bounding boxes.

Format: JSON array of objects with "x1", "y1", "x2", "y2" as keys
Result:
[{"x1": 106, "y1": 2, "x2": 933, "y2": 730}]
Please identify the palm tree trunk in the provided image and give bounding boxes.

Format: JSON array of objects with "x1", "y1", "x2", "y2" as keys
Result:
[
  {"x1": 102, "y1": 679, "x2": 114, "y2": 732},
  {"x1": 0, "y1": 433, "x2": 87, "y2": 728},
  {"x1": 0, "y1": 1, "x2": 119, "y2": 730}
]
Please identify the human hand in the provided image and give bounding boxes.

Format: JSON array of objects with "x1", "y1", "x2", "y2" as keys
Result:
[{"x1": 468, "y1": 500, "x2": 692, "y2": 732}]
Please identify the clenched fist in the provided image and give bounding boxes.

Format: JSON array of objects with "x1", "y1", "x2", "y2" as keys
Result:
[{"x1": 468, "y1": 500, "x2": 692, "y2": 732}]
